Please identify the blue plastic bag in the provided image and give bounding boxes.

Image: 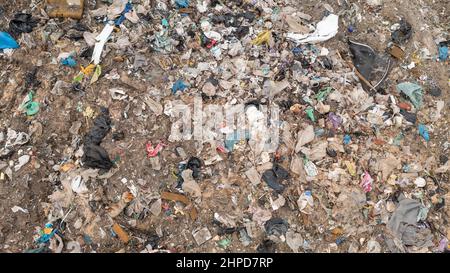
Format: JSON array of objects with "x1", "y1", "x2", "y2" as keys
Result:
[
  {"x1": 172, "y1": 79, "x2": 189, "y2": 94},
  {"x1": 61, "y1": 56, "x2": 77, "y2": 67},
  {"x1": 115, "y1": 2, "x2": 133, "y2": 26},
  {"x1": 175, "y1": 0, "x2": 190, "y2": 8},
  {"x1": 0, "y1": 32, "x2": 19, "y2": 49},
  {"x1": 418, "y1": 124, "x2": 430, "y2": 142},
  {"x1": 438, "y1": 43, "x2": 448, "y2": 61},
  {"x1": 343, "y1": 134, "x2": 351, "y2": 145},
  {"x1": 161, "y1": 18, "x2": 169, "y2": 27}
]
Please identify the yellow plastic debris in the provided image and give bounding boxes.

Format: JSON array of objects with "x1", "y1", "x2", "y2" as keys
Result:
[
  {"x1": 344, "y1": 161, "x2": 356, "y2": 177},
  {"x1": 60, "y1": 162, "x2": 75, "y2": 172},
  {"x1": 252, "y1": 30, "x2": 271, "y2": 46},
  {"x1": 80, "y1": 64, "x2": 96, "y2": 76},
  {"x1": 43, "y1": 227, "x2": 53, "y2": 234}
]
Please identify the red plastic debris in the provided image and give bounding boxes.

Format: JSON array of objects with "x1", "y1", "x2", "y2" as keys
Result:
[
  {"x1": 216, "y1": 145, "x2": 227, "y2": 153},
  {"x1": 360, "y1": 171, "x2": 373, "y2": 193},
  {"x1": 146, "y1": 141, "x2": 167, "y2": 158},
  {"x1": 206, "y1": 39, "x2": 217, "y2": 49}
]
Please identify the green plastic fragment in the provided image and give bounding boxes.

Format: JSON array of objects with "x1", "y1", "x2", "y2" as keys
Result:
[
  {"x1": 305, "y1": 107, "x2": 315, "y2": 122},
  {"x1": 25, "y1": 101, "x2": 40, "y2": 116},
  {"x1": 20, "y1": 92, "x2": 39, "y2": 116},
  {"x1": 90, "y1": 65, "x2": 102, "y2": 84},
  {"x1": 218, "y1": 237, "x2": 232, "y2": 249},
  {"x1": 73, "y1": 72, "x2": 84, "y2": 83},
  {"x1": 314, "y1": 87, "x2": 333, "y2": 102},
  {"x1": 396, "y1": 82, "x2": 423, "y2": 109},
  {"x1": 162, "y1": 18, "x2": 169, "y2": 27}
]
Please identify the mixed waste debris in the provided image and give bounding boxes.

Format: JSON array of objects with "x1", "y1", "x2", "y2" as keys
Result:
[{"x1": 0, "y1": 0, "x2": 448, "y2": 253}]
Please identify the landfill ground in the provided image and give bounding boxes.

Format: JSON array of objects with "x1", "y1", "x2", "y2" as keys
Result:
[{"x1": 0, "y1": 0, "x2": 449, "y2": 253}]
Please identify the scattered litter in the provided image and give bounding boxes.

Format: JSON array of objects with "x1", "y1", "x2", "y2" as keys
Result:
[
  {"x1": 109, "y1": 88, "x2": 127, "y2": 100},
  {"x1": 348, "y1": 40, "x2": 391, "y2": 90},
  {"x1": 14, "y1": 155, "x2": 30, "y2": 172},
  {"x1": 11, "y1": 205, "x2": 29, "y2": 213},
  {"x1": 367, "y1": 240, "x2": 381, "y2": 253},
  {"x1": 161, "y1": 191, "x2": 197, "y2": 220},
  {"x1": 387, "y1": 197, "x2": 433, "y2": 248},
  {"x1": 286, "y1": 230, "x2": 303, "y2": 252},
  {"x1": 391, "y1": 19, "x2": 412, "y2": 44},
  {"x1": 146, "y1": 141, "x2": 167, "y2": 158},
  {"x1": 108, "y1": 191, "x2": 134, "y2": 218},
  {"x1": 1, "y1": 0, "x2": 447, "y2": 255},
  {"x1": 297, "y1": 190, "x2": 314, "y2": 214},
  {"x1": 60, "y1": 56, "x2": 77, "y2": 67},
  {"x1": 287, "y1": 14, "x2": 339, "y2": 44},
  {"x1": 414, "y1": 177, "x2": 426, "y2": 188},
  {"x1": 304, "y1": 159, "x2": 318, "y2": 177},
  {"x1": 218, "y1": 237, "x2": 232, "y2": 249},
  {"x1": 343, "y1": 135, "x2": 352, "y2": 145},
  {"x1": 245, "y1": 167, "x2": 261, "y2": 186},
  {"x1": 252, "y1": 30, "x2": 272, "y2": 46},
  {"x1": 389, "y1": 44, "x2": 405, "y2": 60},
  {"x1": 192, "y1": 227, "x2": 212, "y2": 246}
]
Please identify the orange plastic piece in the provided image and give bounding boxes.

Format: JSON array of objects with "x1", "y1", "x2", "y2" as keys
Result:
[
  {"x1": 161, "y1": 191, "x2": 198, "y2": 220},
  {"x1": 112, "y1": 223, "x2": 129, "y2": 244},
  {"x1": 398, "y1": 102, "x2": 412, "y2": 111}
]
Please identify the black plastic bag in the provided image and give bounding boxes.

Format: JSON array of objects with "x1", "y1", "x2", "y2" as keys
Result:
[
  {"x1": 348, "y1": 40, "x2": 391, "y2": 91},
  {"x1": 82, "y1": 144, "x2": 113, "y2": 170},
  {"x1": 400, "y1": 110, "x2": 417, "y2": 124},
  {"x1": 262, "y1": 164, "x2": 289, "y2": 193},
  {"x1": 265, "y1": 217, "x2": 289, "y2": 237},
  {"x1": 84, "y1": 108, "x2": 111, "y2": 145},
  {"x1": 186, "y1": 156, "x2": 202, "y2": 179},
  {"x1": 349, "y1": 40, "x2": 376, "y2": 80},
  {"x1": 176, "y1": 156, "x2": 202, "y2": 188},
  {"x1": 9, "y1": 13, "x2": 39, "y2": 37},
  {"x1": 82, "y1": 107, "x2": 113, "y2": 170},
  {"x1": 392, "y1": 19, "x2": 412, "y2": 44}
]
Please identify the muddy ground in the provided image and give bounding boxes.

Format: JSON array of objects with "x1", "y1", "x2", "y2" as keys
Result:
[{"x1": 0, "y1": 0, "x2": 448, "y2": 253}]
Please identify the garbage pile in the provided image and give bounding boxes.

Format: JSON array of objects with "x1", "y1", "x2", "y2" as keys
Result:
[{"x1": 0, "y1": 0, "x2": 448, "y2": 253}]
